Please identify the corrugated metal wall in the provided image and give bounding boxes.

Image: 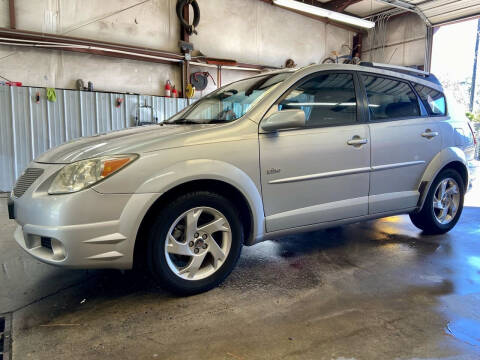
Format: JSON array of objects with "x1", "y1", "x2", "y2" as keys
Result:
[{"x1": 0, "y1": 85, "x2": 191, "y2": 192}]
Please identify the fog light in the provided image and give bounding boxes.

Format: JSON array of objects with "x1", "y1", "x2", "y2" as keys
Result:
[
  {"x1": 25, "y1": 234, "x2": 66, "y2": 261},
  {"x1": 41, "y1": 236, "x2": 52, "y2": 251}
]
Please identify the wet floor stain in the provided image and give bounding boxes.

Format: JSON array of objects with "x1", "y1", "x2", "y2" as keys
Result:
[
  {"x1": 3, "y1": 194, "x2": 480, "y2": 359},
  {"x1": 446, "y1": 318, "x2": 480, "y2": 346}
]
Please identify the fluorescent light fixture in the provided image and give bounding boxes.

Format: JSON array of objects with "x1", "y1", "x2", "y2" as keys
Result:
[{"x1": 273, "y1": 0, "x2": 375, "y2": 29}]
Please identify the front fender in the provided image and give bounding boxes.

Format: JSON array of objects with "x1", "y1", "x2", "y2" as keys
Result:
[
  {"x1": 136, "y1": 159, "x2": 265, "y2": 243},
  {"x1": 417, "y1": 147, "x2": 467, "y2": 211}
]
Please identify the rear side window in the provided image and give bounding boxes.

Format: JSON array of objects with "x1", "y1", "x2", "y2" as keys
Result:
[
  {"x1": 414, "y1": 84, "x2": 446, "y2": 116},
  {"x1": 279, "y1": 73, "x2": 356, "y2": 127},
  {"x1": 361, "y1": 75, "x2": 420, "y2": 121}
]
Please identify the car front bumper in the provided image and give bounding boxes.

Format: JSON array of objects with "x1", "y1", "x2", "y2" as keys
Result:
[{"x1": 11, "y1": 162, "x2": 158, "y2": 269}]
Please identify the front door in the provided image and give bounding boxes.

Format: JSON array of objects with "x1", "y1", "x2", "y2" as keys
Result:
[{"x1": 259, "y1": 72, "x2": 371, "y2": 232}]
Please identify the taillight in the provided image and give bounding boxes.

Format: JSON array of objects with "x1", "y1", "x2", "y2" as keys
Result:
[{"x1": 467, "y1": 121, "x2": 477, "y2": 146}]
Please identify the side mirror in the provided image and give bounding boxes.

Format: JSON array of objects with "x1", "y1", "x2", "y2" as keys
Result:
[{"x1": 260, "y1": 109, "x2": 306, "y2": 132}]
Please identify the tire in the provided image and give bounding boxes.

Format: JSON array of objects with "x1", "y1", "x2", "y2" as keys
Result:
[
  {"x1": 176, "y1": 0, "x2": 200, "y2": 34},
  {"x1": 409, "y1": 169, "x2": 465, "y2": 234},
  {"x1": 147, "y1": 191, "x2": 243, "y2": 295},
  {"x1": 322, "y1": 57, "x2": 336, "y2": 64}
]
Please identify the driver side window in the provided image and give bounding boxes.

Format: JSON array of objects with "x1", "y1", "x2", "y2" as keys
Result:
[{"x1": 279, "y1": 73, "x2": 357, "y2": 127}]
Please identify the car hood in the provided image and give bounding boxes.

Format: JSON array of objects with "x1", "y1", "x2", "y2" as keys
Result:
[{"x1": 34, "y1": 124, "x2": 219, "y2": 164}]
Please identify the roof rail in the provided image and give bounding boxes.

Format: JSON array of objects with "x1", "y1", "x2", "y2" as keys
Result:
[{"x1": 359, "y1": 62, "x2": 441, "y2": 86}]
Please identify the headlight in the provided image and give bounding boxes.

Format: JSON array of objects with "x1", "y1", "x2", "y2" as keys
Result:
[{"x1": 48, "y1": 154, "x2": 138, "y2": 194}]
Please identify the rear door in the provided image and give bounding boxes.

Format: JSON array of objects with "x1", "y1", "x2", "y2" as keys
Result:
[
  {"x1": 361, "y1": 74, "x2": 442, "y2": 214},
  {"x1": 259, "y1": 72, "x2": 370, "y2": 232}
]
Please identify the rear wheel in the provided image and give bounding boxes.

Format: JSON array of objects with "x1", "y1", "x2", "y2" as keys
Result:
[
  {"x1": 410, "y1": 169, "x2": 464, "y2": 234},
  {"x1": 147, "y1": 191, "x2": 243, "y2": 295}
]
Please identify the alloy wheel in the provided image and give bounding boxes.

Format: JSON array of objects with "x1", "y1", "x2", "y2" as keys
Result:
[
  {"x1": 433, "y1": 177, "x2": 460, "y2": 225},
  {"x1": 164, "y1": 207, "x2": 232, "y2": 280}
]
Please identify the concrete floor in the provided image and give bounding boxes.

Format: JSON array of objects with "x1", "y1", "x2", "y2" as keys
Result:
[{"x1": 1, "y1": 186, "x2": 480, "y2": 360}]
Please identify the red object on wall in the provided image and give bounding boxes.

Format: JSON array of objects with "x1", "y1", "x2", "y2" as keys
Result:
[
  {"x1": 172, "y1": 85, "x2": 178, "y2": 98},
  {"x1": 165, "y1": 80, "x2": 172, "y2": 97},
  {"x1": 0, "y1": 81, "x2": 22, "y2": 86}
]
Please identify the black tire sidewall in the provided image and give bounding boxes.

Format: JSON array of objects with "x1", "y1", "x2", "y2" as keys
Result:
[{"x1": 147, "y1": 191, "x2": 243, "y2": 295}]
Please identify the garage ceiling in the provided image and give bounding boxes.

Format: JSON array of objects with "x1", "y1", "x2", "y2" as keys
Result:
[
  {"x1": 343, "y1": 0, "x2": 480, "y2": 26},
  {"x1": 274, "y1": 0, "x2": 480, "y2": 29}
]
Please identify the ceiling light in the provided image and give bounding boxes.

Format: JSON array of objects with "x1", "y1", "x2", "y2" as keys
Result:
[{"x1": 273, "y1": 0, "x2": 375, "y2": 29}]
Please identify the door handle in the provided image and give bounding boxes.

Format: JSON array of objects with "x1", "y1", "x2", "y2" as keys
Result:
[
  {"x1": 347, "y1": 136, "x2": 368, "y2": 147},
  {"x1": 421, "y1": 129, "x2": 439, "y2": 139}
]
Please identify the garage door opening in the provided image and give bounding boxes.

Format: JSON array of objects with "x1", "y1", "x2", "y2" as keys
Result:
[{"x1": 431, "y1": 18, "x2": 480, "y2": 113}]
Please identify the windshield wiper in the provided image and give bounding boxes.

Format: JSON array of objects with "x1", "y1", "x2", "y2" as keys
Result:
[
  {"x1": 167, "y1": 119, "x2": 202, "y2": 125},
  {"x1": 208, "y1": 119, "x2": 230, "y2": 123}
]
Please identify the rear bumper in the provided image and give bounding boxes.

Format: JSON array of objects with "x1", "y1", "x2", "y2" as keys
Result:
[{"x1": 468, "y1": 159, "x2": 479, "y2": 191}]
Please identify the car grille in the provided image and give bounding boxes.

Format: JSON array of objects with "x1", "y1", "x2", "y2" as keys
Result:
[{"x1": 13, "y1": 168, "x2": 44, "y2": 198}]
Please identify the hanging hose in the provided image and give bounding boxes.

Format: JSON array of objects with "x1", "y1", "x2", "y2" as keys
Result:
[
  {"x1": 190, "y1": 72, "x2": 215, "y2": 91},
  {"x1": 176, "y1": 0, "x2": 200, "y2": 35}
]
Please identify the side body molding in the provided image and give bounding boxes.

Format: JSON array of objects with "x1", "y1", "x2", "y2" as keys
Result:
[
  {"x1": 417, "y1": 147, "x2": 468, "y2": 211},
  {"x1": 135, "y1": 159, "x2": 265, "y2": 245}
]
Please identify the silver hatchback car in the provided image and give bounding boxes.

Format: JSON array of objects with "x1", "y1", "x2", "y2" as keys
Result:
[{"x1": 9, "y1": 63, "x2": 478, "y2": 294}]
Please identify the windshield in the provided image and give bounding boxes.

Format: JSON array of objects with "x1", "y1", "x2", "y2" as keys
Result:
[{"x1": 166, "y1": 72, "x2": 292, "y2": 124}]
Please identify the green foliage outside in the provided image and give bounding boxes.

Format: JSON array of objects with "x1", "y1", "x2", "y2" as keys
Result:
[{"x1": 466, "y1": 112, "x2": 480, "y2": 122}]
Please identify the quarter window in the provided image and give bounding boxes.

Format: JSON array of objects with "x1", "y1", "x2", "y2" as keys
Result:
[
  {"x1": 361, "y1": 75, "x2": 420, "y2": 120},
  {"x1": 414, "y1": 84, "x2": 446, "y2": 116},
  {"x1": 279, "y1": 73, "x2": 357, "y2": 127}
]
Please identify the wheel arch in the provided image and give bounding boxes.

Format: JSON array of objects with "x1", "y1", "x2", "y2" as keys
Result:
[
  {"x1": 132, "y1": 160, "x2": 265, "y2": 266},
  {"x1": 416, "y1": 147, "x2": 468, "y2": 212}
]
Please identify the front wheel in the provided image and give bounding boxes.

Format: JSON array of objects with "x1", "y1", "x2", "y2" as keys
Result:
[
  {"x1": 147, "y1": 191, "x2": 243, "y2": 295},
  {"x1": 410, "y1": 169, "x2": 465, "y2": 234}
]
